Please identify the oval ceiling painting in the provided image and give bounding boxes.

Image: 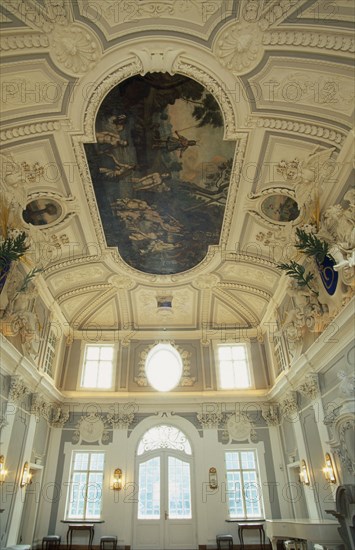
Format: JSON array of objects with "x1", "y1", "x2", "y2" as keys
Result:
[{"x1": 85, "y1": 73, "x2": 235, "y2": 275}]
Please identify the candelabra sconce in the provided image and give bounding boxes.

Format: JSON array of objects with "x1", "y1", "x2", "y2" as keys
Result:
[
  {"x1": 0, "y1": 456, "x2": 7, "y2": 484},
  {"x1": 20, "y1": 462, "x2": 32, "y2": 487},
  {"x1": 112, "y1": 468, "x2": 122, "y2": 490},
  {"x1": 323, "y1": 453, "x2": 336, "y2": 483},
  {"x1": 299, "y1": 459, "x2": 310, "y2": 485}
]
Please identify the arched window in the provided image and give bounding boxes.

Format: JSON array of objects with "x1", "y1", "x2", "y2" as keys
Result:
[{"x1": 145, "y1": 343, "x2": 183, "y2": 391}]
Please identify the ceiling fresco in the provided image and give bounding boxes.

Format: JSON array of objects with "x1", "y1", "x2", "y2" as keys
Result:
[{"x1": 85, "y1": 73, "x2": 235, "y2": 275}]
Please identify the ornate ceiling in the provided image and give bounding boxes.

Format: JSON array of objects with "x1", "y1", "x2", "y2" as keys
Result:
[{"x1": 0, "y1": 0, "x2": 353, "y2": 339}]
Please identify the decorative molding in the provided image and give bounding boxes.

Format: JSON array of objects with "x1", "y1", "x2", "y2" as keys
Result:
[
  {"x1": 225, "y1": 413, "x2": 256, "y2": 442},
  {"x1": 2, "y1": 0, "x2": 70, "y2": 33},
  {"x1": 31, "y1": 393, "x2": 52, "y2": 422},
  {"x1": 57, "y1": 284, "x2": 111, "y2": 304},
  {"x1": 0, "y1": 33, "x2": 49, "y2": 52},
  {"x1": 50, "y1": 405, "x2": 69, "y2": 428},
  {"x1": 246, "y1": 116, "x2": 345, "y2": 148},
  {"x1": 218, "y1": 282, "x2": 272, "y2": 301},
  {"x1": 0, "y1": 121, "x2": 61, "y2": 144},
  {"x1": 297, "y1": 373, "x2": 320, "y2": 401},
  {"x1": 262, "y1": 30, "x2": 355, "y2": 54},
  {"x1": 196, "y1": 412, "x2": 223, "y2": 429},
  {"x1": 134, "y1": 48, "x2": 184, "y2": 75}
]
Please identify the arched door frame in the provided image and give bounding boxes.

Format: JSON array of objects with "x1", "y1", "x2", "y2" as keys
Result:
[{"x1": 130, "y1": 415, "x2": 200, "y2": 550}]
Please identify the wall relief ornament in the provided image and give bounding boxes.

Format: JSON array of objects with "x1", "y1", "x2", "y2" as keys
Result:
[
  {"x1": 49, "y1": 23, "x2": 101, "y2": 77},
  {"x1": 73, "y1": 412, "x2": 109, "y2": 444},
  {"x1": 277, "y1": 147, "x2": 335, "y2": 221},
  {"x1": 246, "y1": 186, "x2": 301, "y2": 228},
  {"x1": 225, "y1": 413, "x2": 255, "y2": 442}
]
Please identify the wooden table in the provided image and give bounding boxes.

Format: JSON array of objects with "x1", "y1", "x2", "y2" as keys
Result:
[
  {"x1": 226, "y1": 519, "x2": 266, "y2": 549},
  {"x1": 61, "y1": 521, "x2": 104, "y2": 550}
]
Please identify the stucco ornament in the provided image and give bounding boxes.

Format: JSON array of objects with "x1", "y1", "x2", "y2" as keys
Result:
[
  {"x1": 277, "y1": 147, "x2": 335, "y2": 220},
  {"x1": 74, "y1": 412, "x2": 109, "y2": 444},
  {"x1": 49, "y1": 23, "x2": 101, "y2": 76},
  {"x1": 226, "y1": 414, "x2": 252, "y2": 441},
  {"x1": 319, "y1": 189, "x2": 355, "y2": 273},
  {"x1": 215, "y1": 22, "x2": 264, "y2": 75}
]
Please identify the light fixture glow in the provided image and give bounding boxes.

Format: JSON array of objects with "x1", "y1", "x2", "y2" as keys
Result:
[
  {"x1": 299, "y1": 459, "x2": 310, "y2": 485},
  {"x1": 112, "y1": 468, "x2": 122, "y2": 490},
  {"x1": 20, "y1": 462, "x2": 32, "y2": 487},
  {"x1": 323, "y1": 453, "x2": 336, "y2": 483},
  {"x1": 0, "y1": 455, "x2": 7, "y2": 484},
  {"x1": 145, "y1": 343, "x2": 183, "y2": 392}
]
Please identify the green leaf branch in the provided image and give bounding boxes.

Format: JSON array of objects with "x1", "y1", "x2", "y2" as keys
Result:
[
  {"x1": 294, "y1": 228, "x2": 330, "y2": 263},
  {"x1": 277, "y1": 260, "x2": 319, "y2": 296}
]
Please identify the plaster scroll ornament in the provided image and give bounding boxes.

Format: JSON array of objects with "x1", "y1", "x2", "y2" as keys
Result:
[
  {"x1": 215, "y1": 21, "x2": 264, "y2": 75},
  {"x1": 193, "y1": 274, "x2": 220, "y2": 289},
  {"x1": 277, "y1": 147, "x2": 335, "y2": 222},
  {"x1": 49, "y1": 23, "x2": 101, "y2": 77},
  {"x1": 31, "y1": 394, "x2": 51, "y2": 422},
  {"x1": 109, "y1": 275, "x2": 135, "y2": 289}
]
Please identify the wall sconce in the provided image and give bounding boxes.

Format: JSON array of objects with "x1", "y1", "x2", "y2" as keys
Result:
[
  {"x1": 299, "y1": 459, "x2": 310, "y2": 485},
  {"x1": 323, "y1": 453, "x2": 336, "y2": 483},
  {"x1": 112, "y1": 468, "x2": 122, "y2": 490},
  {"x1": 20, "y1": 462, "x2": 32, "y2": 487},
  {"x1": 209, "y1": 467, "x2": 218, "y2": 489},
  {"x1": 0, "y1": 455, "x2": 8, "y2": 484}
]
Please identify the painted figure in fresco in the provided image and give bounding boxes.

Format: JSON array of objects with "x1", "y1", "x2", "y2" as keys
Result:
[
  {"x1": 112, "y1": 198, "x2": 182, "y2": 235},
  {"x1": 96, "y1": 131, "x2": 128, "y2": 148},
  {"x1": 153, "y1": 131, "x2": 197, "y2": 158},
  {"x1": 131, "y1": 172, "x2": 171, "y2": 191}
]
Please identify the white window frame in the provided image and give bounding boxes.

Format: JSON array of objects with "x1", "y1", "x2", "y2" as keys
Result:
[
  {"x1": 65, "y1": 450, "x2": 105, "y2": 520},
  {"x1": 78, "y1": 343, "x2": 117, "y2": 391},
  {"x1": 215, "y1": 343, "x2": 254, "y2": 390},
  {"x1": 224, "y1": 447, "x2": 264, "y2": 520},
  {"x1": 43, "y1": 327, "x2": 58, "y2": 378}
]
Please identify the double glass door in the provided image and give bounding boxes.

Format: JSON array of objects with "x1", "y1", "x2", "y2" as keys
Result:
[{"x1": 133, "y1": 426, "x2": 196, "y2": 549}]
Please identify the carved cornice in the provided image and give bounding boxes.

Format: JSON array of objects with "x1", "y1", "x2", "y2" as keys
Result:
[
  {"x1": 218, "y1": 282, "x2": 271, "y2": 301},
  {"x1": 246, "y1": 116, "x2": 345, "y2": 148},
  {"x1": 72, "y1": 287, "x2": 118, "y2": 328},
  {"x1": 44, "y1": 255, "x2": 103, "y2": 276}
]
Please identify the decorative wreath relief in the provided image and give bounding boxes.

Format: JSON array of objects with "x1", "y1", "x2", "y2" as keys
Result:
[
  {"x1": 49, "y1": 23, "x2": 100, "y2": 76},
  {"x1": 215, "y1": 22, "x2": 264, "y2": 75}
]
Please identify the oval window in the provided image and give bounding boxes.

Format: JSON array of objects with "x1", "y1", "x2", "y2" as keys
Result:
[{"x1": 145, "y1": 344, "x2": 183, "y2": 392}]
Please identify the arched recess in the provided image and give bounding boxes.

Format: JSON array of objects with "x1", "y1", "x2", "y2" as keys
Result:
[{"x1": 130, "y1": 416, "x2": 201, "y2": 550}]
